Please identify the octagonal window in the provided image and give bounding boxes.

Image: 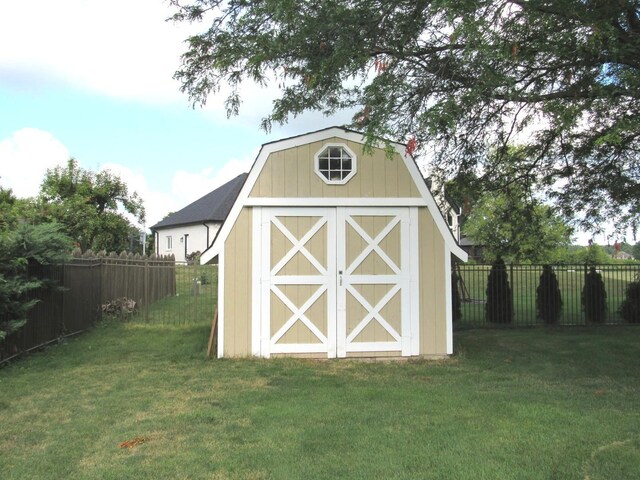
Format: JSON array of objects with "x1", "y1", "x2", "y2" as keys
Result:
[{"x1": 314, "y1": 144, "x2": 357, "y2": 184}]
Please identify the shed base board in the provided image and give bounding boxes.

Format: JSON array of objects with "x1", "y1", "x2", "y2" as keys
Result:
[{"x1": 267, "y1": 352, "x2": 452, "y2": 361}]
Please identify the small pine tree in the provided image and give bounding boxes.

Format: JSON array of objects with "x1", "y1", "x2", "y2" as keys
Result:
[
  {"x1": 619, "y1": 279, "x2": 640, "y2": 323},
  {"x1": 536, "y1": 265, "x2": 563, "y2": 324},
  {"x1": 485, "y1": 258, "x2": 513, "y2": 324},
  {"x1": 582, "y1": 267, "x2": 607, "y2": 324},
  {"x1": 452, "y1": 268, "x2": 462, "y2": 323}
]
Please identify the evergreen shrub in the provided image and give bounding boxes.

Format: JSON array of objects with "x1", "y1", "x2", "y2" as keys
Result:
[
  {"x1": 485, "y1": 258, "x2": 513, "y2": 324},
  {"x1": 536, "y1": 265, "x2": 563, "y2": 324},
  {"x1": 619, "y1": 279, "x2": 640, "y2": 323},
  {"x1": 582, "y1": 267, "x2": 607, "y2": 324}
]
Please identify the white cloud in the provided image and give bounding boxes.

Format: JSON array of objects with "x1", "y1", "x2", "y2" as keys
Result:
[
  {"x1": 0, "y1": 128, "x2": 69, "y2": 197},
  {"x1": 171, "y1": 154, "x2": 255, "y2": 207},
  {"x1": 0, "y1": 0, "x2": 197, "y2": 104},
  {"x1": 0, "y1": 0, "x2": 359, "y2": 127},
  {"x1": 103, "y1": 153, "x2": 254, "y2": 230}
]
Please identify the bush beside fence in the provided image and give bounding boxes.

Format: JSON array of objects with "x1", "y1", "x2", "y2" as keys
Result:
[
  {"x1": 1, "y1": 252, "x2": 217, "y2": 364},
  {"x1": 456, "y1": 263, "x2": 640, "y2": 327}
]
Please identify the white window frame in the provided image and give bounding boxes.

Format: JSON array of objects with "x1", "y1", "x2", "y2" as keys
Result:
[
  {"x1": 166, "y1": 236, "x2": 173, "y2": 251},
  {"x1": 314, "y1": 143, "x2": 357, "y2": 185}
]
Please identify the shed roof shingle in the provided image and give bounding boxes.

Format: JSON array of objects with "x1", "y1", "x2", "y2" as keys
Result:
[{"x1": 151, "y1": 173, "x2": 248, "y2": 229}]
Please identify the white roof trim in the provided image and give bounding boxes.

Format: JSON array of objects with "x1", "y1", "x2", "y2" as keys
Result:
[{"x1": 200, "y1": 127, "x2": 467, "y2": 264}]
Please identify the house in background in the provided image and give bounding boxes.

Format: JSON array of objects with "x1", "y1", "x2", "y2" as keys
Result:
[
  {"x1": 459, "y1": 236, "x2": 484, "y2": 261},
  {"x1": 440, "y1": 194, "x2": 461, "y2": 242},
  {"x1": 425, "y1": 178, "x2": 462, "y2": 242},
  {"x1": 200, "y1": 126, "x2": 467, "y2": 359},
  {"x1": 151, "y1": 173, "x2": 247, "y2": 263}
]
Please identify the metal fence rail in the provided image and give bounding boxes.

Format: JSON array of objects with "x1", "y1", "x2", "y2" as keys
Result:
[{"x1": 456, "y1": 263, "x2": 640, "y2": 327}]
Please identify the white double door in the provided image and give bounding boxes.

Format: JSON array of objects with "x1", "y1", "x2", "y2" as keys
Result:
[{"x1": 254, "y1": 206, "x2": 419, "y2": 358}]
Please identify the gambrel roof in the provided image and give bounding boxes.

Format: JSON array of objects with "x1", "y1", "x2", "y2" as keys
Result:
[
  {"x1": 151, "y1": 173, "x2": 247, "y2": 229},
  {"x1": 200, "y1": 126, "x2": 467, "y2": 264}
]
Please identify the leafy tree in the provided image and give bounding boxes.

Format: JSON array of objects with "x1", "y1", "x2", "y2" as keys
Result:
[
  {"x1": 463, "y1": 190, "x2": 572, "y2": 263},
  {"x1": 0, "y1": 186, "x2": 18, "y2": 231},
  {"x1": 536, "y1": 265, "x2": 563, "y2": 324},
  {"x1": 582, "y1": 266, "x2": 607, "y2": 324},
  {"x1": 485, "y1": 258, "x2": 513, "y2": 324},
  {"x1": 0, "y1": 185, "x2": 39, "y2": 231},
  {"x1": 583, "y1": 244, "x2": 611, "y2": 264},
  {"x1": 0, "y1": 223, "x2": 71, "y2": 340},
  {"x1": 619, "y1": 278, "x2": 640, "y2": 323},
  {"x1": 39, "y1": 159, "x2": 145, "y2": 252},
  {"x1": 633, "y1": 242, "x2": 640, "y2": 260},
  {"x1": 171, "y1": 0, "x2": 640, "y2": 231}
]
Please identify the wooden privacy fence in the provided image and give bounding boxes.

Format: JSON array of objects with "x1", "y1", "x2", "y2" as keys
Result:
[
  {"x1": 455, "y1": 263, "x2": 640, "y2": 327},
  {"x1": 0, "y1": 252, "x2": 179, "y2": 364},
  {"x1": 91, "y1": 251, "x2": 177, "y2": 314}
]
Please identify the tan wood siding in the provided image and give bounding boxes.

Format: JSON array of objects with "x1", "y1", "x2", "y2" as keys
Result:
[
  {"x1": 223, "y1": 207, "x2": 252, "y2": 357},
  {"x1": 418, "y1": 207, "x2": 447, "y2": 355},
  {"x1": 250, "y1": 138, "x2": 421, "y2": 198}
]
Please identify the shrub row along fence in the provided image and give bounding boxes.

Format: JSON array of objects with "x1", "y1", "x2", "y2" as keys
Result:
[
  {"x1": 1, "y1": 251, "x2": 218, "y2": 364},
  {"x1": 455, "y1": 263, "x2": 640, "y2": 327}
]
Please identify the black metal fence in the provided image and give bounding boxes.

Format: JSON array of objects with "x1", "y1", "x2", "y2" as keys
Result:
[
  {"x1": 1, "y1": 254, "x2": 217, "y2": 364},
  {"x1": 456, "y1": 263, "x2": 640, "y2": 327}
]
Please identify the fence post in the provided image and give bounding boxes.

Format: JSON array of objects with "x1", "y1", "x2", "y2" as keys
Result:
[
  {"x1": 583, "y1": 263, "x2": 589, "y2": 325},
  {"x1": 144, "y1": 258, "x2": 149, "y2": 323}
]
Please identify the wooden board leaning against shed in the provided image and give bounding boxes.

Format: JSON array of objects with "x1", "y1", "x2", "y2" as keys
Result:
[{"x1": 200, "y1": 127, "x2": 467, "y2": 359}]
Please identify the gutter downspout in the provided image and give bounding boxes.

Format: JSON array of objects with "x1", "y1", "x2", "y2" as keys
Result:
[{"x1": 203, "y1": 222, "x2": 210, "y2": 248}]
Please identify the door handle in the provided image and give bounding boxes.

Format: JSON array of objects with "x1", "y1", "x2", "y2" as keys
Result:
[{"x1": 338, "y1": 270, "x2": 343, "y2": 286}]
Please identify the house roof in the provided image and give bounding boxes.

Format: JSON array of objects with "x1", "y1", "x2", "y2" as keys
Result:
[
  {"x1": 151, "y1": 173, "x2": 248, "y2": 230},
  {"x1": 200, "y1": 126, "x2": 468, "y2": 264},
  {"x1": 459, "y1": 236, "x2": 475, "y2": 247}
]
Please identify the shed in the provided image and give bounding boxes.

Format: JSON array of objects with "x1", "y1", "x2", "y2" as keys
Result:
[{"x1": 201, "y1": 127, "x2": 467, "y2": 358}]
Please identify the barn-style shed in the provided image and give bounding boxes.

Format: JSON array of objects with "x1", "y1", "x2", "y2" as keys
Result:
[{"x1": 201, "y1": 127, "x2": 467, "y2": 358}]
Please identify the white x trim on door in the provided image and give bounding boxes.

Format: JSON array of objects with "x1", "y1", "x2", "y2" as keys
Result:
[
  {"x1": 254, "y1": 206, "x2": 419, "y2": 358},
  {"x1": 336, "y1": 208, "x2": 415, "y2": 356}
]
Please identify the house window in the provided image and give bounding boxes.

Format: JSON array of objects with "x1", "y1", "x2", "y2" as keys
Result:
[
  {"x1": 167, "y1": 236, "x2": 173, "y2": 250},
  {"x1": 314, "y1": 144, "x2": 357, "y2": 185}
]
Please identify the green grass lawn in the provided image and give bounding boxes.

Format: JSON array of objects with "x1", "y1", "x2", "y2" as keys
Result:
[{"x1": 1, "y1": 323, "x2": 639, "y2": 479}]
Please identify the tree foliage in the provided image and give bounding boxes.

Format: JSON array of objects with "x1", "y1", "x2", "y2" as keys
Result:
[
  {"x1": 0, "y1": 186, "x2": 39, "y2": 231},
  {"x1": 582, "y1": 243, "x2": 612, "y2": 264},
  {"x1": 0, "y1": 223, "x2": 71, "y2": 340},
  {"x1": 463, "y1": 188, "x2": 572, "y2": 263},
  {"x1": 485, "y1": 258, "x2": 513, "y2": 324},
  {"x1": 171, "y1": 0, "x2": 640, "y2": 231},
  {"x1": 536, "y1": 265, "x2": 563, "y2": 324},
  {"x1": 39, "y1": 159, "x2": 145, "y2": 253}
]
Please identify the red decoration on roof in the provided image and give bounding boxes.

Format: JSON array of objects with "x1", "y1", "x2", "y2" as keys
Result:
[{"x1": 405, "y1": 136, "x2": 418, "y2": 156}]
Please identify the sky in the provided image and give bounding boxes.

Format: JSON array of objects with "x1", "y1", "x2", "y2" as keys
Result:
[
  {"x1": 0, "y1": 0, "x2": 352, "y2": 230},
  {"x1": 0, "y1": 0, "x2": 622, "y2": 245}
]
